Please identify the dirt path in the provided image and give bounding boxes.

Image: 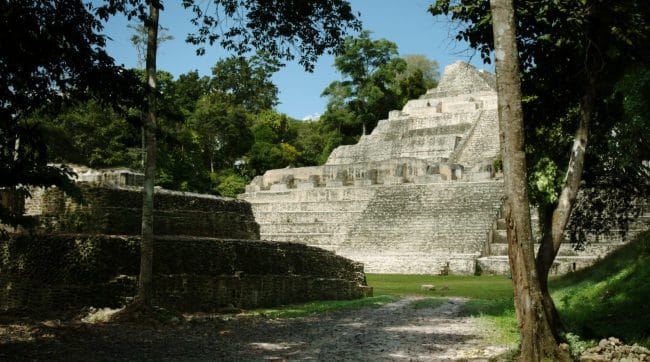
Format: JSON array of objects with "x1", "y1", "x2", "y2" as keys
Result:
[{"x1": 0, "y1": 297, "x2": 511, "y2": 361}]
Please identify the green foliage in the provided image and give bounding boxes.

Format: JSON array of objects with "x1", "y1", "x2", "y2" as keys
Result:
[
  {"x1": 461, "y1": 298, "x2": 519, "y2": 346},
  {"x1": 211, "y1": 170, "x2": 248, "y2": 198},
  {"x1": 294, "y1": 120, "x2": 328, "y2": 165},
  {"x1": 0, "y1": 0, "x2": 139, "y2": 227},
  {"x1": 209, "y1": 53, "x2": 280, "y2": 114},
  {"x1": 530, "y1": 157, "x2": 561, "y2": 204},
  {"x1": 245, "y1": 110, "x2": 306, "y2": 175},
  {"x1": 550, "y1": 231, "x2": 650, "y2": 346},
  {"x1": 411, "y1": 297, "x2": 446, "y2": 309},
  {"x1": 398, "y1": 54, "x2": 439, "y2": 90},
  {"x1": 319, "y1": 32, "x2": 438, "y2": 151},
  {"x1": 41, "y1": 99, "x2": 142, "y2": 169},
  {"x1": 189, "y1": 98, "x2": 254, "y2": 170},
  {"x1": 430, "y1": 0, "x2": 650, "y2": 240},
  {"x1": 321, "y1": 31, "x2": 404, "y2": 137}
]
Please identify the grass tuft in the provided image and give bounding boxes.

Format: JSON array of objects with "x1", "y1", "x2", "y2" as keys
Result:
[
  {"x1": 411, "y1": 297, "x2": 447, "y2": 309},
  {"x1": 462, "y1": 298, "x2": 519, "y2": 346},
  {"x1": 243, "y1": 295, "x2": 398, "y2": 319},
  {"x1": 366, "y1": 274, "x2": 514, "y2": 299}
]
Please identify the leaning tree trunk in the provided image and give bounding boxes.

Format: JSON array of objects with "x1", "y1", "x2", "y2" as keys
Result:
[
  {"x1": 535, "y1": 72, "x2": 597, "y2": 337},
  {"x1": 489, "y1": 0, "x2": 570, "y2": 360},
  {"x1": 136, "y1": 1, "x2": 159, "y2": 309}
]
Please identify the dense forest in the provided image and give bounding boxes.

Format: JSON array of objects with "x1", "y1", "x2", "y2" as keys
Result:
[{"x1": 38, "y1": 33, "x2": 438, "y2": 197}]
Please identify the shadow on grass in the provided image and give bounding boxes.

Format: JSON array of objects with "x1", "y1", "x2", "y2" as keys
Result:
[{"x1": 550, "y1": 230, "x2": 650, "y2": 346}]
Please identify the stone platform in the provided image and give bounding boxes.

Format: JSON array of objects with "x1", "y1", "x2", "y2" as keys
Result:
[
  {"x1": 241, "y1": 60, "x2": 648, "y2": 275},
  {"x1": 241, "y1": 62, "x2": 504, "y2": 274}
]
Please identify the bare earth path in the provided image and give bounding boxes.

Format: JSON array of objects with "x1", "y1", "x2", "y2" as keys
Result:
[{"x1": 0, "y1": 297, "x2": 511, "y2": 361}]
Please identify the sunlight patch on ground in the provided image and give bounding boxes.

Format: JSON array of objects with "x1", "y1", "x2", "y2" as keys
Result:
[
  {"x1": 338, "y1": 322, "x2": 366, "y2": 328},
  {"x1": 383, "y1": 325, "x2": 437, "y2": 334},
  {"x1": 249, "y1": 342, "x2": 303, "y2": 351}
]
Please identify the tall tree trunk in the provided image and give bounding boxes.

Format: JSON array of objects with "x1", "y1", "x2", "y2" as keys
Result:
[
  {"x1": 136, "y1": 1, "x2": 159, "y2": 309},
  {"x1": 535, "y1": 72, "x2": 596, "y2": 337},
  {"x1": 489, "y1": 0, "x2": 570, "y2": 360}
]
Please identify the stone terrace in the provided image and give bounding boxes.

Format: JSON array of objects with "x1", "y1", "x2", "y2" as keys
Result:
[
  {"x1": 241, "y1": 61, "x2": 648, "y2": 275},
  {"x1": 241, "y1": 62, "x2": 505, "y2": 274}
]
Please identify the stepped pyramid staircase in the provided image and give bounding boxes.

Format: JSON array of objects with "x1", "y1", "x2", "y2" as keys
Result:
[
  {"x1": 241, "y1": 61, "x2": 504, "y2": 274},
  {"x1": 241, "y1": 61, "x2": 648, "y2": 275},
  {"x1": 478, "y1": 202, "x2": 650, "y2": 275}
]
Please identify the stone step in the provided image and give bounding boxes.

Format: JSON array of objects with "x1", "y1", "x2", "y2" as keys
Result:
[
  {"x1": 253, "y1": 211, "x2": 363, "y2": 224},
  {"x1": 338, "y1": 252, "x2": 481, "y2": 275},
  {"x1": 241, "y1": 187, "x2": 378, "y2": 202},
  {"x1": 487, "y1": 242, "x2": 624, "y2": 257},
  {"x1": 258, "y1": 222, "x2": 348, "y2": 234},
  {"x1": 260, "y1": 233, "x2": 347, "y2": 248},
  {"x1": 253, "y1": 198, "x2": 502, "y2": 213},
  {"x1": 493, "y1": 227, "x2": 648, "y2": 245},
  {"x1": 476, "y1": 255, "x2": 598, "y2": 276},
  {"x1": 251, "y1": 200, "x2": 369, "y2": 212}
]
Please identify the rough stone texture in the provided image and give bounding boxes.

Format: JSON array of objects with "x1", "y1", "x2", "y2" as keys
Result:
[
  {"x1": 241, "y1": 60, "x2": 648, "y2": 275},
  {"x1": 6, "y1": 165, "x2": 370, "y2": 311},
  {"x1": 241, "y1": 62, "x2": 504, "y2": 274},
  {"x1": 0, "y1": 234, "x2": 371, "y2": 312},
  {"x1": 26, "y1": 184, "x2": 260, "y2": 240},
  {"x1": 477, "y1": 201, "x2": 650, "y2": 276},
  {"x1": 580, "y1": 337, "x2": 650, "y2": 362}
]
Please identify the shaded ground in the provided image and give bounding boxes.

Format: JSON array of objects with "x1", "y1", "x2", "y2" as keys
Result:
[{"x1": 0, "y1": 297, "x2": 512, "y2": 361}]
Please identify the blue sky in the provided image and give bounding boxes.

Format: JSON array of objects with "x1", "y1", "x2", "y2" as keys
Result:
[{"x1": 101, "y1": 0, "x2": 492, "y2": 120}]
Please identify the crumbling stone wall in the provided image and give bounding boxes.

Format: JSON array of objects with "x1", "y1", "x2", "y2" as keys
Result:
[
  {"x1": 0, "y1": 234, "x2": 371, "y2": 312},
  {"x1": 32, "y1": 185, "x2": 260, "y2": 240}
]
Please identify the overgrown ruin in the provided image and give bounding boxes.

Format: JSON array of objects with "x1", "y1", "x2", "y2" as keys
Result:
[
  {"x1": 240, "y1": 61, "x2": 649, "y2": 275},
  {"x1": 2, "y1": 62, "x2": 647, "y2": 315},
  {"x1": 0, "y1": 166, "x2": 370, "y2": 313}
]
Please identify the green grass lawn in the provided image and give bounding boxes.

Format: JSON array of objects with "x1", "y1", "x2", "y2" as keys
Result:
[
  {"x1": 244, "y1": 231, "x2": 650, "y2": 352},
  {"x1": 366, "y1": 274, "x2": 514, "y2": 299}
]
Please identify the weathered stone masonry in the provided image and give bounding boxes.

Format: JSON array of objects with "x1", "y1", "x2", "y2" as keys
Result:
[
  {"x1": 1, "y1": 167, "x2": 371, "y2": 312},
  {"x1": 240, "y1": 61, "x2": 649, "y2": 275},
  {"x1": 241, "y1": 62, "x2": 504, "y2": 275}
]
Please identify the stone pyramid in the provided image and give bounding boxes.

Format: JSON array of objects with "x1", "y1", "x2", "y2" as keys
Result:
[{"x1": 240, "y1": 61, "x2": 637, "y2": 275}]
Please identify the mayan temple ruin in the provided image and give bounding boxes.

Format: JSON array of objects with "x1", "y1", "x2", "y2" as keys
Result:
[
  {"x1": 240, "y1": 61, "x2": 647, "y2": 275},
  {"x1": 240, "y1": 61, "x2": 502, "y2": 274}
]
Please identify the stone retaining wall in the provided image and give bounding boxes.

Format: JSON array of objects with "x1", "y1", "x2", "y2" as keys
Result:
[
  {"x1": 29, "y1": 185, "x2": 260, "y2": 240},
  {"x1": 0, "y1": 234, "x2": 371, "y2": 312}
]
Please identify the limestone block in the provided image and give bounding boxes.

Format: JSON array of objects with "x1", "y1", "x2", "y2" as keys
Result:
[
  {"x1": 448, "y1": 258, "x2": 478, "y2": 275},
  {"x1": 414, "y1": 175, "x2": 441, "y2": 184},
  {"x1": 439, "y1": 164, "x2": 452, "y2": 181},
  {"x1": 327, "y1": 180, "x2": 344, "y2": 188},
  {"x1": 440, "y1": 164, "x2": 464, "y2": 180},
  {"x1": 468, "y1": 171, "x2": 492, "y2": 181},
  {"x1": 383, "y1": 176, "x2": 404, "y2": 185},
  {"x1": 245, "y1": 184, "x2": 261, "y2": 193},
  {"x1": 453, "y1": 165, "x2": 464, "y2": 180},
  {"x1": 308, "y1": 175, "x2": 321, "y2": 185},
  {"x1": 388, "y1": 110, "x2": 403, "y2": 119},
  {"x1": 298, "y1": 181, "x2": 316, "y2": 190},
  {"x1": 270, "y1": 183, "x2": 288, "y2": 192},
  {"x1": 476, "y1": 256, "x2": 510, "y2": 275}
]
